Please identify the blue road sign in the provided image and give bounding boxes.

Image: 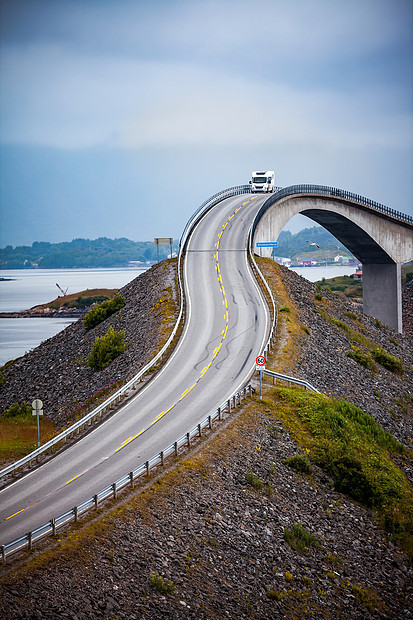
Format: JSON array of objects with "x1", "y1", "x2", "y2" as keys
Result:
[{"x1": 256, "y1": 242, "x2": 278, "y2": 247}]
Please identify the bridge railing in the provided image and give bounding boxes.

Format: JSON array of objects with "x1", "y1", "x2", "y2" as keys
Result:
[{"x1": 252, "y1": 184, "x2": 413, "y2": 235}]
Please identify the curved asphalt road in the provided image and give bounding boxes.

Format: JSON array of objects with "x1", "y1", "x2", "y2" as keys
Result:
[{"x1": 0, "y1": 193, "x2": 270, "y2": 546}]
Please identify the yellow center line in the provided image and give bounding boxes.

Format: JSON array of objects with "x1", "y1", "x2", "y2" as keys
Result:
[
  {"x1": 114, "y1": 200, "x2": 247, "y2": 452},
  {"x1": 6, "y1": 508, "x2": 26, "y2": 521},
  {"x1": 66, "y1": 469, "x2": 89, "y2": 485}
]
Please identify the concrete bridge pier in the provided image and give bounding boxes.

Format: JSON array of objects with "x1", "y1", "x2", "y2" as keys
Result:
[{"x1": 362, "y1": 263, "x2": 402, "y2": 333}]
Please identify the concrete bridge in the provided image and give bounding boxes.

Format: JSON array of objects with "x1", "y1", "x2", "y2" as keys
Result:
[{"x1": 252, "y1": 185, "x2": 413, "y2": 333}]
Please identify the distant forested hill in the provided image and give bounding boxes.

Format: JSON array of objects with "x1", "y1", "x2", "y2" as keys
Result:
[
  {"x1": 273, "y1": 226, "x2": 353, "y2": 259},
  {"x1": 0, "y1": 237, "x2": 178, "y2": 269}
]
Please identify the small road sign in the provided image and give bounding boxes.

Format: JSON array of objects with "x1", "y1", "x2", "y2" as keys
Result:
[
  {"x1": 32, "y1": 399, "x2": 43, "y2": 412},
  {"x1": 256, "y1": 355, "x2": 266, "y2": 366},
  {"x1": 256, "y1": 242, "x2": 278, "y2": 247}
]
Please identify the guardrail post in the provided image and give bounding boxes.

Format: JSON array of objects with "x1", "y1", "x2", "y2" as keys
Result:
[
  {"x1": 198, "y1": 424, "x2": 202, "y2": 437},
  {"x1": 218, "y1": 407, "x2": 222, "y2": 420},
  {"x1": 187, "y1": 432, "x2": 190, "y2": 447},
  {"x1": 208, "y1": 415, "x2": 212, "y2": 429},
  {"x1": 52, "y1": 518, "x2": 56, "y2": 536},
  {"x1": 112, "y1": 483, "x2": 117, "y2": 500},
  {"x1": 160, "y1": 451, "x2": 164, "y2": 466},
  {"x1": 74, "y1": 506, "x2": 78, "y2": 522},
  {"x1": 146, "y1": 461, "x2": 150, "y2": 476},
  {"x1": 2, "y1": 545, "x2": 6, "y2": 565},
  {"x1": 28, "y1": 532, "x2": 32, "y2": 550},
  {"x1": 227, "y1": 399, "x2": 231, "y2": 412},
  {"x1": 129, "y1": 472, "x2": 134, "y2": 489},
  {"x1": 174, "y1": 441, "x2": 178, "y2": 456},
  {"x1": 94, "y1": 494, "x2": 98, "y2": 510}
]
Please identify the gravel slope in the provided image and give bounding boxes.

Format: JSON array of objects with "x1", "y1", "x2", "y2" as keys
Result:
[{"x1": 0, "y1": 261, "x2": 412, "y2": 619}]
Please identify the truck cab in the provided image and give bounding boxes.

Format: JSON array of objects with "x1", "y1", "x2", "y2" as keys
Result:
[{"x1": 250, "y1": 170, "x2": 275, "y2": 193}]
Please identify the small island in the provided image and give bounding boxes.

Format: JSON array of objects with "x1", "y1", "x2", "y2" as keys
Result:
[{"x1": 0, "y1": 288, "x2": 118, "y2": 318}]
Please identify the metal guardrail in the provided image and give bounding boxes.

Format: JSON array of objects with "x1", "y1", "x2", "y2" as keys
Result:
[
  {"x1": 260, "y1": 368, "x2": 319, "y2": 393},
  {"x1": 0, "y1": 185, "x2": 252, "y2": 481},
  {"x1": 1, "y1": 184, "x2": 256, "y2": 564},
  {"x1": 247, "y1": 223, "x2": 277, "y2": 358},
  {"x1": 1, "y1": 385, "x2": 253, "y2": 564},
  {"x1": 252, "y1": 185, "x2": 413, "y2": 235}
]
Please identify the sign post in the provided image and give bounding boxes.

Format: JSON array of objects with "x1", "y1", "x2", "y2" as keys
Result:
[
  {"x1": 256, "y1": 241, "x2": 278, "y2": 259},
  {"x1": 255, "y1": 356, "x2": 266, "y2": 399},
  {"x1": 154, "y1": 237, "x2": 173, "y2": 262},
  {"x1": 32, "y1": 399, "x2": 43, "y2": 448}
]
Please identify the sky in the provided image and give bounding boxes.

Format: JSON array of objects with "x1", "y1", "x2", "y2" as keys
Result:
[{"x1": 0, "y1": 0, "x2": 412, "y2": 247}]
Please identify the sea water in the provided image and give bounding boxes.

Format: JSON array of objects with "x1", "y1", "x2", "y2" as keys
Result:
[{"x1": 0, "y1": 267, "x2": 148, "y2": 366}]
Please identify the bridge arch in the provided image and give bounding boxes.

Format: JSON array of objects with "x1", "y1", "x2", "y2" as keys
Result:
[{"x1": 252, "y1": 185, "x2": 413, "y2": 333}]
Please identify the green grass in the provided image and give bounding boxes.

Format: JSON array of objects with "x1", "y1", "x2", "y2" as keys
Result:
[{"x1": 264, "y1": 387, "x2": 413, "y2": 560}]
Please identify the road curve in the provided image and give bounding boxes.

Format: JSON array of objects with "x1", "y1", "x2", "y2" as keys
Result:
[{"x1": 0, "y1": 193, "x2": 270, "y2": 546}]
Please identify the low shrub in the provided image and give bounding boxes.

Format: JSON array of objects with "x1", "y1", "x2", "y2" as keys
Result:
[
  {"x1": 371, "y1": 347, "x2": 404, "y2": 375},
  {"x1": 283, "y1": 523, "x2": 318, "y2": 552},
  {"x1": 83, "y1": 294, "x2": 125, "y2": 330},
  {"x1": 246, "y1": 470, "x2": 264, "y2": 490},
  {"x1": 346, "y1": 347, "x2": 376, "y2": 371},
  {"x1": 87, "y1": 326, "x2": 126, "y2": 370},
  {"x1": 282, "y1": 453, "x2": 312, "y2": 475},
  {"x1": 3, "y1": 402, "x2": 32, "y2": 419},
  {"x1": 149, "y1": 571, "x2": 175, "y2": 594}
]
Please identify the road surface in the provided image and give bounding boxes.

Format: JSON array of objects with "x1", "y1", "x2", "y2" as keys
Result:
[{"x1": 0, "y1": 193, "x2": 270, "y2": 546}]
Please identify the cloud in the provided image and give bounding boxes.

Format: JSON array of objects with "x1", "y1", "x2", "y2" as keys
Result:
[{"x1": 1, "y1": 43, "x2": 410, "y2": 152}]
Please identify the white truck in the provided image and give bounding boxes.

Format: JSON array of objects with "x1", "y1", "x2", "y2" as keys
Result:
[{"x1": 250, "y1": 170, "x2": 275, "y2": 193}]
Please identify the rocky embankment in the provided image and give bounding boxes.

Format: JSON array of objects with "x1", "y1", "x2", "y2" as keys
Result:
[
  {"x1": 0, "y1": 260, "x2": 177, "y2": 428},
  {"x1": 0, "y1": 262, "x2": 412, "y2": 619}
]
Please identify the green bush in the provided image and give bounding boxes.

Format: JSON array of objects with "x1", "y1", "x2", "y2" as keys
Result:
[
  {"x1": 149, "y1": 572, "x2": 175, "y2": 594},
  {"x1": 83, "y1": 294, "x2": 125, "y2": 330},
  {"x1": 246, "y1": 470, "x2": 264, "y2": 489},
  {"x1": 87, "y1": 326, "x2": 126, "y2": 370},
  {"x1": 282, "y1": 453, "x2": 312, "y2": 474},
  {"x1": 3, "y1": 402, "x2": 32, "y2": 419},
  {"x1": 371, "y1": 347, "x2": 404, "y2": 375},
  {"x1": 346, "y1": 347, "x2": 376, "y2": 371},
  {"x1": 283, "y1": 523, "x2": 318, "y2": 552}
]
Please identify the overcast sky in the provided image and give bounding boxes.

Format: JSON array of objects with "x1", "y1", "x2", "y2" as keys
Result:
[{"x1": 0, "y1": 0, "x2": 412, "y2": 247}]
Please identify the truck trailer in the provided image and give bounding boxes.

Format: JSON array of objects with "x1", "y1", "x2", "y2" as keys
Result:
[{"x1": 250, "y1": 170, "x2": 275, "y2": 193}]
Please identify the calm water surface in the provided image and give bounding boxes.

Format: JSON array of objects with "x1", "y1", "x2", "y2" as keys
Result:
[{"x1": 0, "y1": 267, "x2": 148, "y2": 366}]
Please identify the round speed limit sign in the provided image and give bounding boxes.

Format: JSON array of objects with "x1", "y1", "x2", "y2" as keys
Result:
[{"x1": 256, "y1": 355, "x2": 266, "y2": 367}]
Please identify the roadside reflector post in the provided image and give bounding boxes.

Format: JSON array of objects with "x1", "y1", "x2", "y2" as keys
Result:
[{"x1": 32, "y1": 399, "x2": 43, "y2": 448}]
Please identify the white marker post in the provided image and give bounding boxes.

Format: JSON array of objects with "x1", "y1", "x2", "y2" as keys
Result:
[
  {"x1": 256, "y1": 356, "x2": 266, "y2": 399},
  {"x1": 32, "y1": 399, "x2": 43, "y2": 448}
]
